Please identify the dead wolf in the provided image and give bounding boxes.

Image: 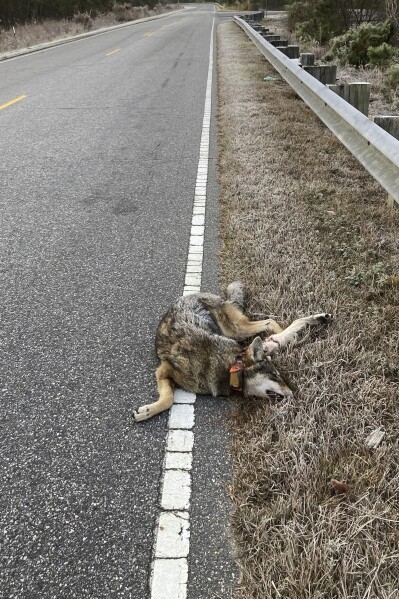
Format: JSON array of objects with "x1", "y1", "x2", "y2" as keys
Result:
[{"x1": 133, "y1": 282, "x2": 332, "y2": 422}]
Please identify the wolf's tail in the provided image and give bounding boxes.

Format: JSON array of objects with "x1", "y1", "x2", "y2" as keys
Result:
[{"x1": 226, "y1": 281, "x2": 245, "y2": 310}]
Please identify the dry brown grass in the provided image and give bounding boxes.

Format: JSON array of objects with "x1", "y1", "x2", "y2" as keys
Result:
[
  {"x1": 0, "y1": 5, "x2": 178, "y2": 55},
  {"x1": 338, "y1": 64, "x2": 399, "y2": 116},
  {"x1": 217, "y1": 21, "x2": 399, "y2": 599}
]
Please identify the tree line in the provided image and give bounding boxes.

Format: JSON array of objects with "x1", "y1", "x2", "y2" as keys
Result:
[
  {"x1": 233, "y1": 0, "x2": 396, "y2": 44},
  {"x1": 0, "y1": 0, "x2": 168, "y2": 27}
]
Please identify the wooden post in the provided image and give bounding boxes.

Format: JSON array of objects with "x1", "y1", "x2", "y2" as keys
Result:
[
  {"x1": 276, "y1": 46, "x2": 289, "y2": 56},
  {"x1": 300, "y1": 53, "x2": 315, "y2": 66},
  {"x1": 286, "y1": 45, "x2": 300, "y2": 59},
  {"x1": 303, "y1": 65, "x2": 337, "y2": 84},
  {"x1": 304, "y1": 66, "x2": 321, "y2": 80},
  {"x1": 373, "y1": 116, "x2": 399, "y2": 140},
  {"x1": 349, "y1": 83, "x2": 370, "y2": 116},
  {"x1": 327, "y1": 82, "x2": 371, "y2": 116},
  {"x1": 270, "y1": 39, "x2": 288, "y2": 47},
  {"x1": 327, "y1": 83, "x2": 350, "y2": 102}
]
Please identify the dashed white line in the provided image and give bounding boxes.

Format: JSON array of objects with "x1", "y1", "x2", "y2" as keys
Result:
[{"x1": 149, "y1": 17, "x2": 214, "y2": 599}]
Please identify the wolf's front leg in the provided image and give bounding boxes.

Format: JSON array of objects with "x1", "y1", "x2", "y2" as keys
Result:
[
  {"x1": 133, "y1": 362, "x2": 174, "y2": 423},
  {"x1": 263, "y1": 313, "x2": 332, "y2": 355}
]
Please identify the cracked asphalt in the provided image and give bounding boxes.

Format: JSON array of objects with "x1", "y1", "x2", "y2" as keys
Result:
[{"x1": 1, "y1": 5, "x2": 236, "y2": 598}]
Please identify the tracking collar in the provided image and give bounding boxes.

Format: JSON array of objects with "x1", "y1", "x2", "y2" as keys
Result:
[{"x1": 229, "y1": 354, "x2": 245, "y2": 393}]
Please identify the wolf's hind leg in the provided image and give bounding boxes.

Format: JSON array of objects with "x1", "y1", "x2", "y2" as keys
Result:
[
  {"x1": 133, "y1": 361, "x2": 174, "y2": 422},
  {"x1": 263, "y1": 313, "x2": 332, "y2": 354},
  {"x1": 219, "y1": 303, "x2": 283, "y2": 339}
]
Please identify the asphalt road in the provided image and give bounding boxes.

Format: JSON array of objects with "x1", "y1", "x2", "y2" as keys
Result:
[{"x1": 1, "y1": 6, "x2": 236, "y2": 598}]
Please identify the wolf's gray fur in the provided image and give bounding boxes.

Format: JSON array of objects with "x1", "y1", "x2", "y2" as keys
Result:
[{"x1": 133, "y1": 283, "x2": 332, "y2": 422}]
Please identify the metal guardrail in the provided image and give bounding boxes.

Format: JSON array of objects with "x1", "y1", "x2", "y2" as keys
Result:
[{"x1": 234, "y1": 16, "x2": 399, "y2": 205}]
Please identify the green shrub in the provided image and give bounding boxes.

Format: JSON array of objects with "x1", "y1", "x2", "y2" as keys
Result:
[
  {"x1": 325, "y1": 20, "x2": 393, "y2": 66},
  {"x1": 367, "y1": 42, "x2": 397, "y2": 66},
  {"x1": 287, "y1": 0, "x2": 346, "y2": 43},
  {"x1": 386, "y1": 63, "x2": 399, "y2": 90},
  {"x1": 294, "y1": 20, "x2": 317, "y2": 41},
  {"x1": 287, "y1": 1, "x2": 312, "y2": 32}
]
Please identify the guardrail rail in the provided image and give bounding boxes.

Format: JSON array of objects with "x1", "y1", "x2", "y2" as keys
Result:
[{"x1": 234, "y1": 16, "x2": 399, "y2": 206}]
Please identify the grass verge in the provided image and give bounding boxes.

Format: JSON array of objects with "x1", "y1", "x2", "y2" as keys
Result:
[{"x1": 217, "y1": 21, "x2": 399, "y2": 599}]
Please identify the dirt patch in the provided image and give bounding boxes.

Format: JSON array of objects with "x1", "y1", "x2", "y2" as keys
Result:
[{"x1": 217, "y1": 20, "x2": 399, "y2": 599}]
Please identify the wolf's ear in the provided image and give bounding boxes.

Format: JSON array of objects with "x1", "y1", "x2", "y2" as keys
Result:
[{"x1": 245, "y1": 337, "x2": 264, "y2": 364}]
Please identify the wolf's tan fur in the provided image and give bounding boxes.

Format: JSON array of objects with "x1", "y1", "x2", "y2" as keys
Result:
[{"x1": 133, "y1": 282, "x2": 331, "y2": 422}]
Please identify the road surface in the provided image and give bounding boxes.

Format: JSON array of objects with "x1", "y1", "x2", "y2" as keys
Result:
[{"x1": 0, "y1": 5, "x2": 236, "y2": 598}]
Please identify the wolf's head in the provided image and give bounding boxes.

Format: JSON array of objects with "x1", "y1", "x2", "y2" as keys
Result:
[{"x1": 240, "y1": 337, "x2": 293, "y2": 400}]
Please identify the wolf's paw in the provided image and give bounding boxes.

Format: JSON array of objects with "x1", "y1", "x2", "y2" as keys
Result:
[
  {"x1": 315, "y1": 313, "x2": 333, "y2": 324},
  {"x1": 263, "y1": 337, "x2": 280, "y2": 355},
  {"x1": 133, "y1": 405, "x2": 153, "y2": 423}
]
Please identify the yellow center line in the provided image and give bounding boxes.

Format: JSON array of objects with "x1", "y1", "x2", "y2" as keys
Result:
[
  {"x1": 105, "y1": 48, "x2": 121, "y2": 56},
  {"x1": 0, "y1": 95, "x2": 27, "y2": 111},
  {"x1": 160, "y1": 21, "x2": 179, "y2": 29},
  {"x1": 144, "y1": 20, "x2": 180, "y2": 37}
]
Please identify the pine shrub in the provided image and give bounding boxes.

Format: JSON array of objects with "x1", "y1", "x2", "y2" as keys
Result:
[
  {"x1": 367, "y1": 42, "x2": 397, "y2": 66},
  {"x1": 325, "y1": 21, "x2": 393, "y2": 66}
]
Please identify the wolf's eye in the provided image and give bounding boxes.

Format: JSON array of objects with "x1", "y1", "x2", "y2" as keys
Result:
[{"x1": 268, "y1": 369, "x2": 282, "y2": 381}]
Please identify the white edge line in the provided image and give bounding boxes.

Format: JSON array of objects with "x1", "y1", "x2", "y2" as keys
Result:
[{"x1": 149, "y1": 17, "x2": 215, "y2": 599}]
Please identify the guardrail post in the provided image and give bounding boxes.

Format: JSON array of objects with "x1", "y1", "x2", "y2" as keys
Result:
[
  {"x1": 286, "y1": 45, "x2": 300, "y2": 59},
  {"x1": 263, "y1": 35, "x2": 281, "y2": 41},
  {"x1": 300, "y1": 53, "x2": 315, "y2": 66},
  {"x1": 276, "y1": 46, "x2": 288, "y2": 56},
  {"x1": 270, "y1": 39, "x2": 288, "y2": 47},
  {"x1": 373, "y1": 116, "x2": 399, "y2": 141},
  {"x1": 327, "y1": 83, "x2": 349, "y2": 103},
  {"x1": 303, "y1": 65, "x2": 337, "y2": 85},
  {"x1": 234, "y1": 15, "x2": 399, "y2": 206},
  {"x1": 327, "y1": 82, "x2": 371, "y2": 116},
  {"x1": 349, "y1": 83, "x2": 371, "y2": 117}
]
